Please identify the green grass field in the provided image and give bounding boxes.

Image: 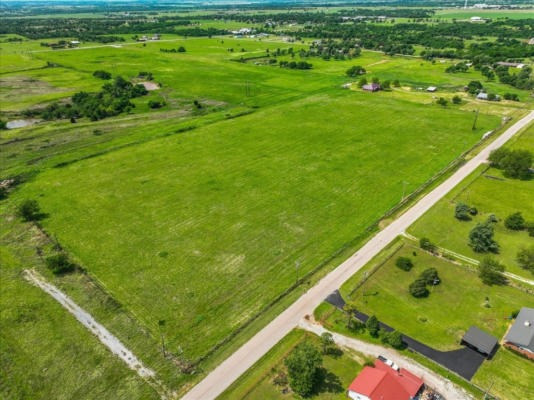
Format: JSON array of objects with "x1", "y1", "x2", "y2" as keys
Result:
[
  {"x1": 409, "y1": 124, "x2": 534, "y2": 279},
  {"x1": 219, "y1": 329, "x2": 369, "y2": 400},
  {"x1": 0, "y1": 248, "x2": 158, "y2": 400},
  {"x1": 1, "y1": 25, "x2": 532, "y2": 399},
  {"x1": 340, "y1": 241, "x2": 533, "y2": 350}
]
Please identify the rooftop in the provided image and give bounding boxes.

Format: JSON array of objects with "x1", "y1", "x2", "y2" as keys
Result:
[
  {"x1": 462, "y1": 326, "x2": 498, "y2": 355},
  {"x1": 505, "y1": 307, "x2": 534, "y2": 351}
]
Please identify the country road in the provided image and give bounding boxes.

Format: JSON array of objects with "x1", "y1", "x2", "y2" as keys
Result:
[{"x1": 182, "y1": 110, "x2": 534, "y2": 400}]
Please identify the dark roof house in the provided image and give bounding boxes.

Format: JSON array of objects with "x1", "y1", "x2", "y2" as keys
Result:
[
  {"x1": 505, "y1": 307, "x2": 534, "y2": 355},
  {"x1": 362, "y1": 83, "x2": 381, "y2": 92},
  {"x1": 461, "y1": 326, "x2": 498, "y2": 357},
  {"x1": 347, "y1": 359, "x2": 423, "y2": 400}
]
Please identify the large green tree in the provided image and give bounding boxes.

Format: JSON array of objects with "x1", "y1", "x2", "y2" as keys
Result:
[
  {"x1": 284, "y1": 342, "x2": 323, "y2": 397},
  {"x1": 478, "y1": 257, "x2": 507, "y2": 286}
]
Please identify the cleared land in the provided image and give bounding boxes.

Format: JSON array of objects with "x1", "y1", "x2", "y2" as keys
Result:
[{"x1": 409, "y1": 124, "x2": 534, "y2": 279}]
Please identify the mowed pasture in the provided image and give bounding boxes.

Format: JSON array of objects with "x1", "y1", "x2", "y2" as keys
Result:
[
  {"x1": 11, "y1": 88, "x2": 499, "y2": 361},
  {"x1": 409, "y1": 124, "x2": 534, "y2": 278}
]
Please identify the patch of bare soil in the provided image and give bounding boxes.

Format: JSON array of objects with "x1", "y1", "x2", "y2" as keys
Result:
[{"x1": 138, "y1": 81, "x2": 160, "y2": 91}]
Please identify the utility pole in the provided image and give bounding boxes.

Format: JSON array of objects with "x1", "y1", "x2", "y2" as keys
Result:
[
  {"x1": 473, "y1": 109, "x2": 479, "y2": 130},
  {"x1": 484, "y1": 379, "x2": 494, "y2": 399}
]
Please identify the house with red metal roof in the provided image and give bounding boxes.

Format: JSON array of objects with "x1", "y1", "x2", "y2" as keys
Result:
[{"x1": 346, "y1": 359, "x2": 423, "y2": 400}]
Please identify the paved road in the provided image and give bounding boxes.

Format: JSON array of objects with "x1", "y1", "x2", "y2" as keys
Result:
[
  {"x1": 299, "y1": 320, "x2": 474, "y2": 400},
  {"x1": 182, "y1": 111, "x2": 534, "y2": 400}
]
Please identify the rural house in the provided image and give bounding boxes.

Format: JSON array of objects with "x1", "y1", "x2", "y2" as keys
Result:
[
  {"x1": 426, "y1": 86, "x2": 437, "y2": 92},
  {"x1": 346, "y1": 358, "x2": 423, "y2": 400},
  {"x1": 504, "y1": 307, "x2": 534, "y2": 359},
  {"x1": 362, "y1": 83, "x2": 381, "y2": 92},
  {"x1": 496, "y1": 61, "x2": 525, "y2": 69}
]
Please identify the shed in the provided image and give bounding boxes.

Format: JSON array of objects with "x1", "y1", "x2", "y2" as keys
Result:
[
  {"x1": 362, "y1": 83, "x2": 381, "y2": 92},
  {"x1": 426, "y1": 86, "x2": 437, "y2": 92},
  {"x1": 461, "y1": 326, "x2": 498, "y2": 356}
]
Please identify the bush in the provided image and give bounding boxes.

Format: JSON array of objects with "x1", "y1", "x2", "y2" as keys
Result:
[
  {"x1": 383, "y1": 330, "x2": 404, "y2": 349},
  {"x1": 409, "y1": 278, "x2": 429, "y2": 298},
  {"x1": 525, "y1": 222, "x2": 534, "y2": 237},
  {"x1": 17, "y1": 199, "x2": 40, "y2": 221},
  {"x1": 420, "y1": 268, "x2": 440, "y2": 285},
  {"x1": 148, "y1": 100, "x2": 165, "y2": 109},
  {"x1": 436, "y1": 97, "x2": 448, "y2": 107},
  {"x1": 393, "y1": 79, "x2": 400, "y2": 87},
  {"x1": 420, "y1": 237, "x2": 436, "y2": 253},
  {"x1": 93, "y1": 70, "x2": 111, "y2": 80},
  {"x1": 469, "y1": 222, "x2": 499, "y2": 253},
  {"x1": 504, "y1": 212, "x2": 525, "y2": 231},
  {"x1": 452, "y1": 95, "x2": 462, "y2": 104},
  {"x1": 455, "y1": 202, "x2": 471, "y2": 220},
  {"x1": 357, "y1": 77, "x2": 368, "y2": 88},
  {"x1": 45, "y1": 253, "x2": 74, "y2": 274},
  {"x1": 178, "y1": 46, "x2": 186, "y2": 52},
  {"x1": 366, "y1": 315, "x2": 380, "y2": 337},
  {"x1": 395, "y1": 256, "x2": 413, "y2": 271},
  {"x1": 0, "y1": 186, "x2": 7, "y2": 200},
  {"x1": 470, "y1": 207, "x2": 478, "y2": 216},
  {"x1": 478, "y1": 257, "x2": 507, "y2": 286},
  {"x1": 516, "y1": 246, "x2": 534, "y2": 274}
]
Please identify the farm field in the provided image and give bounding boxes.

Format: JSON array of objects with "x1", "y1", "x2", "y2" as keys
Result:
[
  {"x1": 2, "y1": 6, "x2": 534, "y2": 398},
  {"x1": 409, "y1": 124, "x2": 534, "y2": 279}
]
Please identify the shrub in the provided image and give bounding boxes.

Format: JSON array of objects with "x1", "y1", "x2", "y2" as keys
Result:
[
  {"x1": 393, "y1": 79, "x2": 400, "y2": 87},
  {"x1": 525, "y1": 222, "x2": 534, "y2": 237},
  {"x1": 504, "y1": 212, "x2": 525, "y2": 231},
  {"x1": 470, "y1": 207, "x2": 478, "y2": 216},
  {"x1": 357, "y1": 77, "x2": 368, "y2": 88},
  {"x1": 383, "y1": 330, "x2": 404, "y2": 349},
  {"x1": 409, "y1": 278, "x2": 429, "y2": 298},
  {"x1": 516, "y1": 246, "x2": 534, "y2": 274},
  {"x1": 93, "y1": 70, "x2": 111, "y2": 80},
  {"x1": 452, "y1": 95, "x2": 462, "y2": 104},
  {"x1": 395, "y1": 256, "x2": 413, "y2": 271},
  {"x1": 178, "y1": 46, "x2": 186, "y2": 52},
  {"x1": 17, "y1": 199, "x2": 40, "y2": 221},
  {"x1": 455, "y1": 202, "x2": 471, "y2": 220},
  {"x1": 45, "y1": 253, "x2": 74, "y2": 274},
  {"x1": 366, "y1": 315, "x2": 380, "y2": 337},
  {"x1": 420, "y1": 237, "x2": 436, "y2": 253},
  {"x1": 469, "y1": 222, "x2": 498, "y2": 253},
  {"x1": 0, "y1": 186, "x2": 7, "y2": 200},
  {"x1": 420, "y1": 268, "x2": 440, "y2": 285},
  {"x1": 148, "y1": 100, "x2": 165, "y2": 109},
  {"x1": 478, "y1": 257, "x2": 507, "y2": 286},
  {"x1": 436, "y1": 97, "x2": 448, "y2": 107}
]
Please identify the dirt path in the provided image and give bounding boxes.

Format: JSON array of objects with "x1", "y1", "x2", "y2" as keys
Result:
[
  {"x1": 23, "y1": 269, "x2": 170, "y2": 398},
  {"x1": 183, "y1": 111, "x2": 534, "y2": 400},
  {"x1": 299, "y1": 319, "x2": 474, "y2": 400}
]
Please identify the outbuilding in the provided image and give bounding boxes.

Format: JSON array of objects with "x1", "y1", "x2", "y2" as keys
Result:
[
  {"x1": 362, "y1": 83, "x2": 381, "y2": 92},
  {"x1": 426, "y1": 86, "x2": 437, "y2": 92},
  {"x1": 461, "y1": 326, "x2": 498, "y2": 357}
]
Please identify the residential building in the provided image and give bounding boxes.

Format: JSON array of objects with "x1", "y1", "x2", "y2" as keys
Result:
[
  {"x1": 362, "y1": 83, "x2": 381, "y2": 92},
  {"x1": 504, "y1": 307, "x2": 534, "y2": 358},
  {"x1": 461, "y1": 326, "x2": 498, "y2": 357}
]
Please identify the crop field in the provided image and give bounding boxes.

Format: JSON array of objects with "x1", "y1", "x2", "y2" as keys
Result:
[
  {"x1": 1, "y1": 24, "x2": 532, "y2": 398},
  {"x1": 409, "y1": 125, "x2": 534, "y2": 278},
  {"x1": 435, "y1": 9, "x2": 534, "y2": 20}
]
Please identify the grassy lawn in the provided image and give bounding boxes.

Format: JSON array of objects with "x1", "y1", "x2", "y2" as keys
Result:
[
  {"x1": 219, "y1": 329, "x2": 369, "y2": 400},
  {"x1": 337, "y1": 241, "x2": 533, "y2": 351},
  {"x1": 473, "y1": 347, "x2": 534, "y2": 400},
  {"x1": 0, "y1": 248, "x2": 158, "y2": 400},
  {"x1": 8, "y1": 89, "x2": 500, "y2": 362},
  {"x1": 409, "y1": 124, "x2": 534, "y2": 279}
]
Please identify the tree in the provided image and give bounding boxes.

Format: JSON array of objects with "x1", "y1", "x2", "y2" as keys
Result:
[
  {"x1": 393, "y1": 79, "x2": 400, "y2": 87},
  {"x1": 489, "y1": 148, "x2": 533, "y2": 179},
  {"x1": 409, "y1": 278, "x2": 429, "y2": 298},
  {"x1": 452, "y1": 95, "x2": 462, "y2": 104},
  {"x1": 382, "y1": 80, "x2": 391, "y2": 89},
  {"x1": 0, "y1": 119, "x2": 7, "y2": 130},
  {"x1": 284, "y1": 341, "x2": 323, "y2": 397},
  {"x1": 320, "y1": 332, "x2": 334, "y2": 355},
  {"x1": 93, "y1": 70, "x2": 111, "y2": 80},
  {"x1": 525, "y1": 222, "x2": 534, "y2": 237},
  {"x1": 343, "y1": 303, "x2": 356, "y2": 329},
  {"x1": 383, "y1": 330, "x2": 404, "y2": 349},
  {"x1": 467, "y1": 80, "x2": 483, "y2": 94},
  {"x1": 469, "y1": 222, "x2": 498, "y2": 253},
  {"x1": 504, "y1": 212, "x2": 525, "y2": 231},
  {"x1": 419, "y1": 237, "x2": 436, "y2": 253},
  {"x1": 478, "y1": 257, "x2": 507, "y2": 286},
  {"x1": 372, "y1": 76, "x2": 380, "y2": 84},
  {"x1": 366, "y1": 315, "x2": 380, "y2": 337},
  {"x1": 148, "y1": 100, "x2": 165, "y2": 109},
  {"x1": 436, "y1": 97, "x2": 448, "y2": 107},
  {"x1": 45, "y1": 253, "x2": 74, "y2": 274},
  {"x1": 0, "y1": 186, "x2": 7, "y2": 200},
  {"x1": 420, "y1": 268, "x2": 440, "y2": 285},
  {"x1": 395, "y1": 256, "x2": 413, "y2": 271},
  {"x1": 178, "y1": 46, "x2": 186, "y2": 52},
  {"x1": 516, "y1": 246, "x2": 534, "y2": 274},
  {"x1": 346, "y1": 65, "x2": 366, "y2": 77},
  {"x1": 357, "y1": 77, "x2": 368, "y2": 88},
  {"x1": 18, "y1": 199, "x2": 40, "y2": 221},
  {"x1": 455, "y1": 202, "x2": 471, "y2": 220}
]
